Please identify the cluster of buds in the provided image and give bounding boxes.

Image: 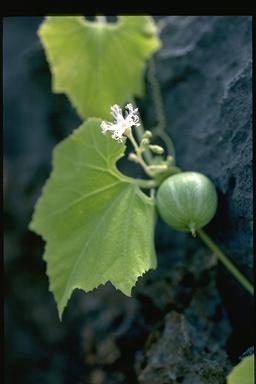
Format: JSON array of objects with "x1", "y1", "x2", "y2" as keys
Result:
[
  {"x1": 128, "y1": 130, "x2": 168, "y2": 175},
  {"x1": 101, "y1": 104, "x2": 179, "y2": 179},
  {"x1": 129, "y1": 131, "x2": 164, "y2": 162}
]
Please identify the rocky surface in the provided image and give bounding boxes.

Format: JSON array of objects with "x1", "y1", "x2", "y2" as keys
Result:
[
  {"x1": 151, "y1": 16, "x2": 252, "y2": 272},
  {"x1": 135, "y1": 247, "x2": 232, "y2": 384},
  {"x1": 4, "y1": 16, "x2": 252, "y2": 384},
  {"x1": 137, "y1": 311, "x2": 229, "y2": 384},
  {"x1": 148, "y1": 16, "x2": 253, "y2": 363}
]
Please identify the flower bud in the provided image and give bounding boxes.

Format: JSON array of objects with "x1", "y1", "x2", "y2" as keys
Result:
[
  {"x1": 141, "y1": 138, "x2": 150, "y2": 147},
  {"x1": 149, "y1": 145, "x2": 164, "y2": 155},
  {"x1": 143, "y1": 130, "x2": 152, "y2": 140},
  {"x1": 128, "y1": 153, "x2": 139, "y2": 163}
]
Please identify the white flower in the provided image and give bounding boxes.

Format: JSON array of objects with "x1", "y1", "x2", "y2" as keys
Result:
[{"x1": 101, "y1": 103, "x2": 140, "y2": 142}]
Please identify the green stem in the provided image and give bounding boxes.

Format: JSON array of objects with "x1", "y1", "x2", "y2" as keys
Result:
[
  {"x1": 131, "y1": 98, "x2": 153, "y2": 164},
  {"x1": 148, "y1": 58, "x2": 176, "y2": 157},
  {"x1": 148, "y1": 58, "x2": 166, "y2": 132},
  {"x1": 126, "y1": 129, "x2": 153, "y2": 178},
  {"x1": 133, "y1": 178, "x2": 159, "y2": 189},
  {"x1": 197, "y1": 229, "x2": 254, "y2": 296},
  {"x1": 158, "y1": 131, "x2": 176, "y2": 157}
]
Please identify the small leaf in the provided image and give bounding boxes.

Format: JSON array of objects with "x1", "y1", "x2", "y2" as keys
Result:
[
  {"x1": 38, "y1": 16, "x2": 161, "y2": 119},
  {"x1": 227, "y1": 354, "x2": 254, "y2": 384},
  {"x1": 30, "y1": 119, "x2": 157, "y2": 319}
]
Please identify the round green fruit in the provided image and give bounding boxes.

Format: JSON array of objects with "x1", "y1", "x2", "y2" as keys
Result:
[{"x1": 156, "y1": 172, "x2": 218, "y2": 235}]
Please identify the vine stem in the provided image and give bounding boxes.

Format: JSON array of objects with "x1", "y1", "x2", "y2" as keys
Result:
[
  {"x1": 125, "y1": 128, "x2": 153, "y2": 177},
  {"x1": 147, "y1": 57, "x2": 176, "y2": 157},
  {"x1": 133, "y1": 178, "x2": 158, "y2": 189},
  {"x1": 148, "y1": 58, "x2": 166, "y2": 132},
  {"x1": 131, "y1": 97, "x2": 153, "y2": 164},
  {"x1": 197, "y1": 229, "x2": 254, "y2": 296}
]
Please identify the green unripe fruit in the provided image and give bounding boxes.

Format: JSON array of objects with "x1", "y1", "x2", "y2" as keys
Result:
[{"x1": 156, "y1": 172, "x2": 218, "y2": 235}]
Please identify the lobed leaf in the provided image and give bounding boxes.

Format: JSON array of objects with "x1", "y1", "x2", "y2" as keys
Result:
[
  {"x1": 38, "y1": 16, "x2": 161, "y2": 119},
  {"x1": 30, "y1": 119, "x2": 157, "y2": 318}
]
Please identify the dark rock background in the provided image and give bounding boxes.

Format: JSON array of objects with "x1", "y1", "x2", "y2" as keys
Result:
[
  {"x1": 153, "y1": 16, "x2": 253, "y2": 270},
  {"x1": 4, "y1": 16, "x2": 253, "y2": 384}
]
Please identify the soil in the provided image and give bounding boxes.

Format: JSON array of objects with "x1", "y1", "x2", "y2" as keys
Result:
[{"x1": 4, "y1": 16, "x2": 253, "y2": 384}]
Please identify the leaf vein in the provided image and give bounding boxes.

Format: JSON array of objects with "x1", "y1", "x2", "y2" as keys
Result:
[
  {"x1": 36, "y1": 181, "x2": 123, "y2": 225},
  {"x1": 60, "y1": 185, "x2": 130, "y2": 308}
]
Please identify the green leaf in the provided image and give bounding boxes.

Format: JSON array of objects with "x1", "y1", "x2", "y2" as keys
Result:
[
  {"x1": 29, "y1": 119, "x2": 157, "y2": 319},
  {"x1": 227, "y1": 355, "x2": 254, "y2": 384},
  {"x1": 38, "y1": 16, "x2": 161, "y2": 119}
]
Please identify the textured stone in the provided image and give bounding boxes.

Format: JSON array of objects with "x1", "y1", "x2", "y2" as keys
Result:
[
  {"x1": 137, "y1": 309, "x2": 230, "y2": 384},
  {"x1": 150, "y1": 16, "x2": 252, "y2": 273},
  {"x1": 135, "y1": 243, "x2": 232, "y2": 383}
]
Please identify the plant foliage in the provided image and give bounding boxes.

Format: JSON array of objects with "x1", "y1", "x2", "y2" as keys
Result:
[
  {"x1": 30, "y1": 119, "x2": 157, "y2": 318},
  {"x1": 227, "y1": 355, "x2": 254, "y2": 384},
  {"x1": 38, "y1": 16, "x2": 161, "y2": 119}
]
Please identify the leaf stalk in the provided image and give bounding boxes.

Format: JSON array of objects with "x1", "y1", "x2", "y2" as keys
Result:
[{"x1": 197, "y1": 229, "x2": 254, "y2": 295}]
